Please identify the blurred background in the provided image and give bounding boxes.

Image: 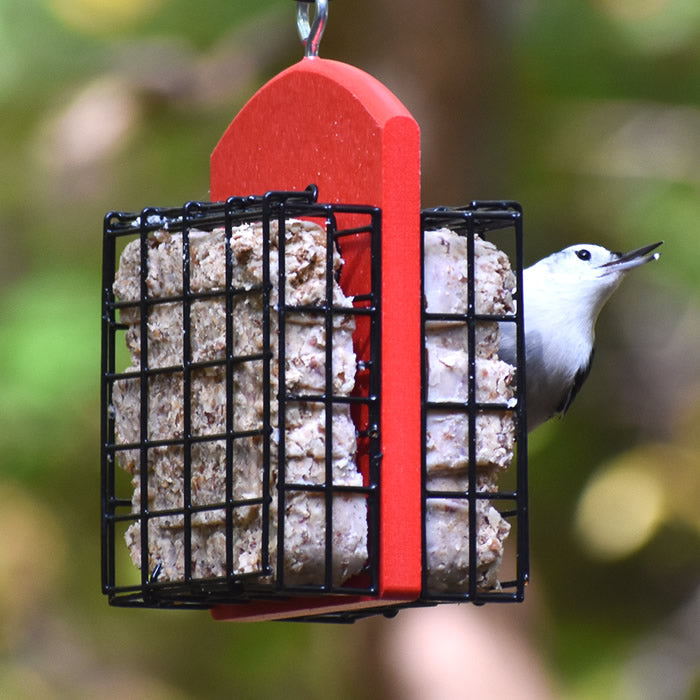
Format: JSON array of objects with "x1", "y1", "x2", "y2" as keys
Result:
[{"x1": 1, "y1": 0, "x2": 698, "y2": 697}]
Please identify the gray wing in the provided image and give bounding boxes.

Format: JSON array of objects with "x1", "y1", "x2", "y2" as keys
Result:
[
  {"x1": 556, "y1": 348, "x2": 595, "y2": 416},
  {"x1": 498, "y1": 321, "x2": 516, "y2": 366}
]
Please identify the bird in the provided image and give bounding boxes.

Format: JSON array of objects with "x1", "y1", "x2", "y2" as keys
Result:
[{"x1": 499, "y1": 241, "x2": 662, "y2": 432}]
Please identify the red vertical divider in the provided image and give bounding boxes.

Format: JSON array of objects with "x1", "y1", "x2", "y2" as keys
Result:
[{"x1": 210, "y1": 57, "x2": 421, "y2": 619}]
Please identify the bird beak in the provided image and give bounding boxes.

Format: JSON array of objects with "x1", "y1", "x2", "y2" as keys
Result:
[{"x1": 598, "y1": 241, "x2": 663, "y2": 274}]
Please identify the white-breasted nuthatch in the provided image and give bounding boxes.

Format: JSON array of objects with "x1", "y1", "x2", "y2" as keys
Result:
[{"x1": 499, "y1": 241, "x2": 662, "y2": 432}]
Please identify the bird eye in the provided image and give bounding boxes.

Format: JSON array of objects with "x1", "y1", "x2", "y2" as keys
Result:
[{"x1": 576, "y1": 249, "x2": 592, "y2": 261}]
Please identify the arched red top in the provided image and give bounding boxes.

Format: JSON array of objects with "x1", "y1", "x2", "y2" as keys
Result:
[{"x1": 210, "y1": 57, "x2": 419, "y2": 207}]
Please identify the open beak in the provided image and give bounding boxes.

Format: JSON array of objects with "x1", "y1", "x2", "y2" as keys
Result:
[{"x1": 599, "y1": 241, "x2": 663, "y2": 274}]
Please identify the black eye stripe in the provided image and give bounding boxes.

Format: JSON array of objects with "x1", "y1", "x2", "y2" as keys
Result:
[{"x1": 576, "y1": 249, "x2": 592, "y2": 261}]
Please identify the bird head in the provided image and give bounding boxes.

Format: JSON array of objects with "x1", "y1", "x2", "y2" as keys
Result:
[{"x1": 527, "y1": 241, "x2": 663, "y2": 324}]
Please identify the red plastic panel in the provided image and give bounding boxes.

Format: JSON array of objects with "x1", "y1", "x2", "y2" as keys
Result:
[{"x1": 210, "y1": 57, "x2": 421, "y2": 619}]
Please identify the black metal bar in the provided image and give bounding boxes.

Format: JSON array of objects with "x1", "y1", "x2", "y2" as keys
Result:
[
  {"x1": 324, "y1": 211, "x2": 335, "y2": 589},
  {"x1": 283, "y1": 393, "x2": 376, "y2": 405},
  {"x1": 101, "y1": 215, "x2": 117, "y2": 594},
  {"x1": 424, "y1": 311, "x2": 517, "y2": 323},
  {"x1": 424, "y1": 401, "x2": 517, "y2": 411},
  {"x1": 424, "y1": 490, "x2": 520, "y2": 501},
  {"x1": 280, "y1": 482, "x2": 373, "y2": 495},
  {"x1": 513, "y1": 209, "x2": 530, "y2": 600},
  {"x1": 419, "y1": 209, "x2": 429, "y2": 597},
  {"x1": 261, "y1": 195, "x2": 274, "y2": 580},
  {"x1": 466, "y1": 208, "x2": 478, "y2": 601},
  {"x1": 270, "y1": 197, "x2": 286, "y2": 587},
  {"x1": 181, "y1": 209, "x2": 194, "y2": 582},
  {"x1": 278, "y1": 303, "x2": 376, "y2": 316},
  {"x1": 105, "y1": 352, "x2": 265, "y2": 381},
  {"x1": 111, "y1": 429, "x2": 267, "y2": 452},
  {"x1": 138, "y1": 208, "x2": 152, "y2": 590},
  {"x1": 224, "y1": 201, "x2": 235, "y2": 579},
  {"x1": 109, "y1": 287, "x2": 263, "y2": 309},
  {"x1": 108, "y1": 500, "x2": 268, "y2": 526},
  {"x1": 368, "y1": 206, "x2": 382, "y2": 596}
]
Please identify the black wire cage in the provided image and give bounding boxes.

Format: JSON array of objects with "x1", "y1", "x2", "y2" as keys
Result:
[
  {"x1": 420, "y1": 203, "x2": 528, "y2": 605},
  {"x1": 101, "y1": 188, "x2": 528, "y2": 622}
]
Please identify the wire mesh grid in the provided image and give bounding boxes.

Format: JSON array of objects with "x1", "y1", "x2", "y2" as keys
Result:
[
  {"x1": 101, "y1": 191, "x2": 528, "y2": 620},
  {"x1": 284, "y1": 202, "x2": 530, "y2": 622},
  {"x1": 101, "y1": 187, "x2": 381, "y2": 608},
  {"x1": 419, "y1": 202, "x2": 528, "y2": 604}
]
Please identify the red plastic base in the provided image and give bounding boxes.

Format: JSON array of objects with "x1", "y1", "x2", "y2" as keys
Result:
[
  {"x1": 211, "y1": 596, "x2": 405, "y2": 623},
  {"x1": 210, "y1": 57, "x2": 421, "y2": 620}
]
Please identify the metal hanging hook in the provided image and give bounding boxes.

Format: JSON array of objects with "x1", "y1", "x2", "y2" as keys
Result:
[{"x1": 297, "y1": 0, "x2": 328, "y2": 58}]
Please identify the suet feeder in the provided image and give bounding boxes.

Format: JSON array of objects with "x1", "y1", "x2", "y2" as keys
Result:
[{"x1": 101, "y1": 0, "x2": 528, "y2": 622}]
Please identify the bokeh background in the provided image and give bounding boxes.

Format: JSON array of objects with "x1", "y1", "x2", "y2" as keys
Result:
[{"x1": 1, "y1": 0, "x2": 698, "y2": 697}]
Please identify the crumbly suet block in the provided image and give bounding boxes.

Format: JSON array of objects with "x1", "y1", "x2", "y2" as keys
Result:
[
  {"x1": 113, "y1": 222, "x2": 518, "y2": 593},
  {"x1": 113, "y1": 220, "x2": 367, "y2": 585},
  {"x1": 423, "y1": 228, "x2": 517, "y2": 591}
]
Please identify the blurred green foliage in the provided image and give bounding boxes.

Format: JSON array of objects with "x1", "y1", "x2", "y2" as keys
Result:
[{"x1": 0, "y1": 0, "x2": 698, "y2": 698}]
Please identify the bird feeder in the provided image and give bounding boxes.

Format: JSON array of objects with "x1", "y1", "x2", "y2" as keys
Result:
[{"x1": 101, "y1": 0, "x2": 528, "y2": 622}]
